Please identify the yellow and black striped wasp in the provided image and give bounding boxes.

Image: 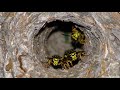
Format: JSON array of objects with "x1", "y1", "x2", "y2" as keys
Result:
[
  {"x1": 47, "y1": 55, "x2": 63, "y2": 69},
  {"x1": 61, "y1": 49, "x2": 85, "y2": 69},
  {"x1": 71, "y1": 25, "x2": 86, "y2": 48},
  {"x1": 46, "y1": 49, "x2": 87, "y2": 69}
]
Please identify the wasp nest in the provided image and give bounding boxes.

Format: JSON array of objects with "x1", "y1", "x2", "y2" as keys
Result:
[
  {"x1": 33, "y1": 18, "x2": 108, "y2": 78},
  {"x1": 0, "y1": 12, "x2": 119, "y2": 78}
]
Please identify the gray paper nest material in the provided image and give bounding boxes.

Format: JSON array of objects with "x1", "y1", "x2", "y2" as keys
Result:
[{"x1": 0, "y1": 12, "x2": 119, "y2": 78}]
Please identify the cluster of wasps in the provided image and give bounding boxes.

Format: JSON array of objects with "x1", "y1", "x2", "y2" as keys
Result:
[{"x1": 46, "y1": 25, "x2": 87, "y2": 69}]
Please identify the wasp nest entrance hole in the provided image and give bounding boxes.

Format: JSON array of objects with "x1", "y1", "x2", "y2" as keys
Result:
[
  {"x1": 33, "y1": 19, "x2": 107, "y2": 77},
  {"x1": 33, "y1": 20, "x2": 89, "y2": 69}
]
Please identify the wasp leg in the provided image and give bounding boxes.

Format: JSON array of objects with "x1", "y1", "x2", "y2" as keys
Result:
[
  {"x1": 77, "y1": 53, "x2": 82, "y2": 60},
  {"x1": 63, "y1": 64, "x2": 68, "y2": 69},
  {"x1": 66, "y1": 62, "x2": 71, "y2": 69},
  {"x1": 67, "y1": 63, "x2": 70, "y2": 68},
  {"x1": 58, "y1": 62, "x2": 63, "y2": 69},
  {"x1": 47, "y1": 59, "x2": 52, "y2": 66},
  {"x1": 61, "y1": 64, "x2": 65, "y2": 70},
  {"x1": 48, "y1": 59, "x2": 51, "y2": 65},
  {"x1": 63, "y1": 62, "x2": 70, "y2": 69},
  {"x1": 67, "y1": 60, "x2": 73, "y2": 67},
  {"x1": 58, "y1": 62, "x2": 62, "y2": 66}
]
